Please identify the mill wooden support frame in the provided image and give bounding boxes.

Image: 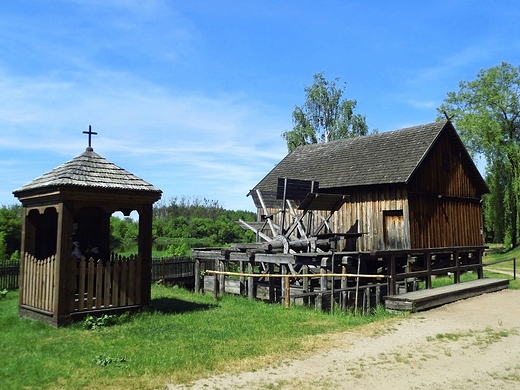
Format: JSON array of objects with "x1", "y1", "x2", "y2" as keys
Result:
[{"x1": 193, "y1": 245, "x2": 488, "y2": 312}]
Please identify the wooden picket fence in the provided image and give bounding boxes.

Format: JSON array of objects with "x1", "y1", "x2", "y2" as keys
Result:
[
  {"x1": 0, "y1": 259, "x2": 20, "y2": 290},
  {"x1": 74, "y1": 254, "x2": 141, "y2": 312},
  {"x1": 20, "y1": 253, "x2": 56, "y2": 313}
]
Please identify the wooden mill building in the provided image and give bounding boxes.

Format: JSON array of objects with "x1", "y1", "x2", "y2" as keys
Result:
[
  {"x1": 250, "y1": 120, "x2": 489, "y2": 252},
  {"x1": 13, "y1": 131, "x2": 162, "y2": 326},
  {"x1": 194, "y1": 120, "x2": 506, "y2": 312}
]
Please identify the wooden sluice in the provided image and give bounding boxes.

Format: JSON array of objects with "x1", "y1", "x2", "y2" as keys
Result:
[{"x1": 192, "y1": 245, "x2": 508, "y2": 314}]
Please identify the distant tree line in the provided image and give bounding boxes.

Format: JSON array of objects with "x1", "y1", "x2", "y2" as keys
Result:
[{"x1": 112, "y1": 196, "x2": 256, "y2": 256}]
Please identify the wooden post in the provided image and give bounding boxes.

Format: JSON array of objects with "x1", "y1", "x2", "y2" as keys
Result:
[
  {"x1": 317, "y1": 257, "x2": 328, "y2": 311},
  {"x1": 477, "y1": 249, "x2": 484, "y2": 279},
  {"x1": 426, "y1": 251, "x2": 432, "y2": 289},
  {"x1": 138, "y1": 203, "x2": 154, "y2": 307},
  {"x1": 268, "y1": 263, "x2": 275, "y2": 303},
  {"x1": 162, "y1": 258, "x2": 166, "y2": 286},
  {"x1": 303, "y1": 264, "x2": 309, "y2": 306},
  {"x1": 285, "y1": 275, "x2": 290, "y2": 308},
  {"x1": 218, "y1": 260, "x2": 225, "y2": 296},
  {"x1": 239, "y1": 260, "x2": 246, "y2": 296},
  {"x1": 281, "y1": 264, "x2": 286, "y2": 303},
  {"x1": 341, "y1": 263, "x2": 347, "y2": 312},
  {"x1": 248, "y1": 261, "x2": 254, "y2": 300},
  {"x1": 354, "y1": 254, "x2": 361, "y2": 315},
  {"x1": 55, "y1": 201, "x2": 74, "y2": 326},
  {"x1": 213, "y1": 258, "x2": 219, "y2": 300},
  {"x1": 330, "y1": 251, "x2": 335, "y2": 312},
  {"x1": 454, "y1": 250, "x2": 460, "y2": 284},
  {"x1": 389, "y1": 255, "x2": 396, "y2": 296},
  {"x1": 194, "y1": 258, "x2": 201, "y2": 293}
]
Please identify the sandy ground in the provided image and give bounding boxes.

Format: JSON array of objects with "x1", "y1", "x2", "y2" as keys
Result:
[{"x1": 169, "y1": 288, "x2": 520, "y2": 390}]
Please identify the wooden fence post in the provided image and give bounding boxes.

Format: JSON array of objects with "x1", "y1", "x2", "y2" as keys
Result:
[
  {"x1": 194, "y1": 258, "x2": 201, "y2": 293},
  {"x1": 341, "y1": 263, "x2": 347, "y2": 311},
  {"x1": 213, "y1": 259, "x2": 219, "y2": 299},
  {"x1": 248, "y1": 260, "x2": 254, "y2": 300},
  {"x1": 303, "y1": 264, "x2": 309, "y2": 306},
  {"x1": 317, "y1": 257, "x2": 328, "y2": 311},
  {"x1": 218, "y1": 260, "x2": 225, "y2": 296},
  {"x1": 268, "y1": 263, "x2": 275, "y2": 303},
  {"x1": 239, "y1": 260, "x2": 246, "y2": 296}
]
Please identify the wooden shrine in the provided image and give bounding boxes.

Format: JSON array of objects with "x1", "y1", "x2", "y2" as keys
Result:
[{"x1": 13, "y1": 127, "x2": 162, "y2": 326}]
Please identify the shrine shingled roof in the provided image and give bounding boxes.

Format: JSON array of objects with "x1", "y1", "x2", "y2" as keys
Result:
[{"x1": 13, "y1": 147, "x2": 162, "y2": 195}]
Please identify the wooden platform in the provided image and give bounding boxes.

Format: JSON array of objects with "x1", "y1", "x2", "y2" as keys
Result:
[{"x1": 384, "y1": 278, "x2": 509, "y2": 312}]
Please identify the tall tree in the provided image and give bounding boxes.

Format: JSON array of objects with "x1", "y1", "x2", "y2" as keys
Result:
[
  {"x1": 282, "y1": 72, "x2": 371, "y2": 152},
  {"x1": 438, "y1": 62, "x2": 520, "y2": 247}
]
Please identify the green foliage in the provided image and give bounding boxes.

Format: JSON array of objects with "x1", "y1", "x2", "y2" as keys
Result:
[
  {"x1": 438, "y1": 62, "x2": 520, "y2": 247},
  {"x1": 0, "y1": 204, "x2": 22, "y2": 259},
  {"x1": 0, "y1": 289, "x2": 7, "y2": 299},
  {"x1": 110, "y1": 196, "x2": 256, "y2": 254},
  {"x1": 0, "y1": 231, "x2": 6, "y2": 262},
  {"x1": 92, "y1": 355, "x2": 126, "y2": 367},
  {"x1": 110, "y1": 216, "x2": 138, "y2": 248},
  {"x1": 151, "y1": 197, "x2": 256, "y2": 251},
  {"x1": 282, "y1": 72, "x2": 373, "y2": 152},
  {"x1": 83, "y1": 314, "x2": 117, "y2": 330},
  {"x1": 166, "y1": 238, "x2": 191, "y2": 256},
  {"x1": 82, "y1": 312, "x2": 130, "y2": 330},
  {"x1": 482, "y1": 156, "x2": 509, "y2": 243}
]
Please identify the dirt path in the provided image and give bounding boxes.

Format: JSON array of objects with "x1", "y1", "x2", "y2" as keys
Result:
[{"x1": 170, "y1": 289, "x2": 520, "y2": 390}]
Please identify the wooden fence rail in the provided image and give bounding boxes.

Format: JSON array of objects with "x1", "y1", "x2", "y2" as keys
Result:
[
  {"x1": 204, "y1": 269, "x2": 390, "y2": 313},
  {"x1": 151, "y1": 257, "x2": 195, "y2": 284}
]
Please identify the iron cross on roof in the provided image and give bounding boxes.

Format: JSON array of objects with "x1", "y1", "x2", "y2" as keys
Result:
[{"x1": 83, "y1": 125, "x2": 98, "y2": 149}]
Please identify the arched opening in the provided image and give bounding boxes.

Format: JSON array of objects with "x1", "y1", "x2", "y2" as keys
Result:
[
  {"x1": 73, "y1": 207, "x2": 109, "y2": 261},
  {"x1": 110, "y1": 210, "x2": 140, "y2": 255},
  {"x1": 27, "y1": 207, "x2": 58, "y2": 259}
]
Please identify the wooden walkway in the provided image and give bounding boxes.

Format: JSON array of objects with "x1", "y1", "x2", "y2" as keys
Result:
[{"x1": 384, "y1": 278, "x2": 509, "y2": 312}]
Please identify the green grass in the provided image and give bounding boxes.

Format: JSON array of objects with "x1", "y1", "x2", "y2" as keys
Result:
[
  {"x1": 484, "y1": 244, "x2": 520, "y2": 289},
  {"x1": 0, "y1": 285, "x2": 399, "y2": 390}
]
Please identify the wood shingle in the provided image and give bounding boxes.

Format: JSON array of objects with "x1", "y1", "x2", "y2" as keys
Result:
[
  {"x1": 251, "y1": 121, "x2": 488, "y2": 196},
  {"x1": 13, "y1": 147, "x2": 161, "y2": 196}
]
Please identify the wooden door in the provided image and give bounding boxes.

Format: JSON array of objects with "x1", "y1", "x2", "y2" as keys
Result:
[{"x1": 383, "y1": 210, "x2": 404, "y2": 250}]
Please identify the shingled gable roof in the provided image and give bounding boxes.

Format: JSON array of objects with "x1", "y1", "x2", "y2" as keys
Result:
[
  {"x1": 13, "y1": 147, "x2": 162, "y2": 196},
  {"x1": 251, "y1": 121, "x2": 489, "y2": 195}
]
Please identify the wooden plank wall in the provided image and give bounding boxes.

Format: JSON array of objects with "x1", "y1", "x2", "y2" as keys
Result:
[
  {"x1": 330, "y1": 186, "x2": 410, "y2": 251},
  {"x1": 264, "y1": 185, "x2": 410, "y2": 252},
  {"x1": 408, "y1": 196, "x2": 483, "y2": 248},
  {"x1": 407, "y1": 129, "x2": 484, "y2": 248}
]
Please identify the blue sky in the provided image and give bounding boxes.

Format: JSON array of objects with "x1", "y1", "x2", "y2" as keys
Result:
[{"x1": 2, "y1": 1, "x2": 520, "y2": 212}]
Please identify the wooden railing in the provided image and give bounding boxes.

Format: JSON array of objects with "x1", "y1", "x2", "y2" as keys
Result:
[
  {"x1": 0, "y1": 259, "x2": 20, "y2": 290},
  {"x1": 151, "y1": 257, "x2": 194, "y2": 284},
  {"x1": 20, "y1": 253, "x2": 56, "y2": 313},
  {"x1": 73, "y1": 254, "x2": 141, "y2": 312}
]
